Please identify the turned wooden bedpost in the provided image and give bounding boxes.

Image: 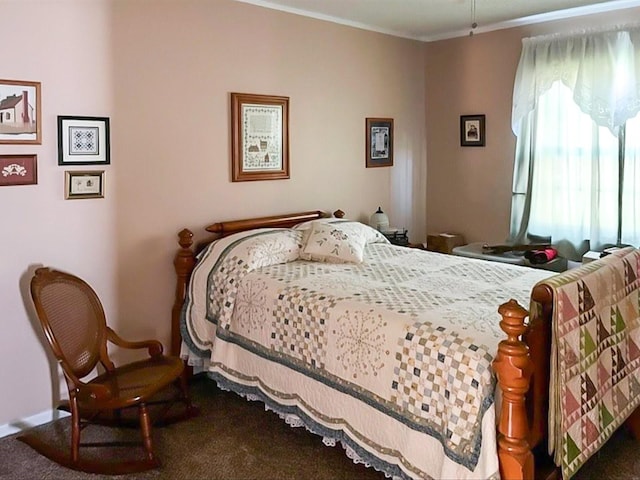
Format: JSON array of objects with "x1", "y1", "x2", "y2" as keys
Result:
[
  {"x1": 493, "y1": 299, "x2": 534, "y2": 480},
  {"x1": 171, "y1": 229, "x2": 196, "y2": 357}
]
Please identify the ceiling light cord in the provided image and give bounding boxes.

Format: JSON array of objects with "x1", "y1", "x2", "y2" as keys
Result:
[{"x1": 470, "y1": 0, "x2": 477, "y2": 36}]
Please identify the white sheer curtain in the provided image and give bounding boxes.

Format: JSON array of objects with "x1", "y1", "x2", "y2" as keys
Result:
[
  {"x1": 622, "y1": 114, "x2": 640, "y2": 246},
  {"x1": 510, "y1": 26, "x2": 640, "y2": 260},
  {"x1": 512, "y1": 27, "x2": 640, "y2": 135}
]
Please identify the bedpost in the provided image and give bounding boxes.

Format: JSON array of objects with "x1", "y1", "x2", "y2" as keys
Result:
[
  {"x1": 171, "y1": 229, "x2": 196, "y2": 357},
  {"x1": 493, "y1": 299, "x2": 534, "y2": 480}
]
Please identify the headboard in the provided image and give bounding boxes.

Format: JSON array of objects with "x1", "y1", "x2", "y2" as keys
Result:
[{"x1": 205, "y1": 209, "x2": 344, "y2": 236}]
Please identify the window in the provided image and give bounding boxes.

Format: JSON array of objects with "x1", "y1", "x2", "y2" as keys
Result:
[{"x1": 510, "y1": 27, "x2": 640, "y2": 260}]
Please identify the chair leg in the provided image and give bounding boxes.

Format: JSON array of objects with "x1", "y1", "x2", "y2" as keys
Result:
[
  {"x1": 69, "y1": 396, "x2": 81, "y2": 463},
  {"x1": 19, "y1": 398, "x2": 160, "y2": 474},
  {"x1": 138, "y1": 403, "x2": 155, "y2": 462},
  {"x1": 178, "y1": 371, "x2": 200, "y2": 417}
]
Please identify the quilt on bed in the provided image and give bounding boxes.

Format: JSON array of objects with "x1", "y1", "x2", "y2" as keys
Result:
[{"x1": 180, "y1": 223, "x2": 555, "y2": 479}]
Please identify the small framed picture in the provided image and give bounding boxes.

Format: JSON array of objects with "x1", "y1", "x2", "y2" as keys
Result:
[
  {"x1": 0, "y1": 154, "x2": 37, "y2": 186},
  {"x1": 65, "y1": 170, "x2": 105, "y2": 199},
  {"x1": 460, "y1": 114, "x2": 485, "y2": 147},
  {"x1": 58, "y1": 116, "x2": 110, "y2": 165},
  {"x1": 365, "y1": 117, "x2": 394, "y2": 168},
  {"x1": 0, "y1": 79, "x2": 41, "y2": 145}
]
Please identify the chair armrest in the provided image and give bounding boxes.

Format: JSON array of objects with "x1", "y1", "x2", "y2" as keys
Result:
[{"x1": 106, "y1": 327, "x2": 164, "y2": 357}]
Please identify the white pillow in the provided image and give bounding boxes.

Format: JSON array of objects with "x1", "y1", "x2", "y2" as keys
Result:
[
  {"x1": 300, "y1": 222, "x2": 367, "y2": 263},
  {"x1": 295, "y1": 219, "x2": 389, "y2": 245}
]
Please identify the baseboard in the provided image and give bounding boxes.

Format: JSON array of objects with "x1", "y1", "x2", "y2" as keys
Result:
[{"x1": 0, "y1": 408, "x2": 70, "y2": 440}]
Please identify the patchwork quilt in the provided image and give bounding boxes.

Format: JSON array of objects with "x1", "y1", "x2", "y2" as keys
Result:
[
  {"x1": 544, "y1": 247, "x2": 640, "y2": 479},
  {"x1": 180, "y1": 224, "x2": 554, "y2": 479}
]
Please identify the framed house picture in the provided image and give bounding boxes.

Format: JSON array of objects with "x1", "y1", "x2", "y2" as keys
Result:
[
  {"x1": 230, "y1": 92, "x2": 289, "y2": 182},
  {"x1": 460, "y1": 114, "x2": 485, "y2": 147},
  {"x1": 58, "y1": 116, "x2": 110, "y2": 165},
  {"x1": 0, "y1": 79, "x2": 41, "y2": 145},
  {"x1": 366, "y1": 118, "x2": 393, "y2": 168},
  {"x1": 65, "y1": 170, "x2": 105, "y2": 199}
]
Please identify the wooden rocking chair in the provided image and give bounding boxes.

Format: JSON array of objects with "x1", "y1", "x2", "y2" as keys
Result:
[{"x1": 19, "y1": 267, "x2": 198, "y2": 475}]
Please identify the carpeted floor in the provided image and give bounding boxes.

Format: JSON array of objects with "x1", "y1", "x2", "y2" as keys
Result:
[{"x1": 1, "y1": 376, "x2": 639, "y2": 479}]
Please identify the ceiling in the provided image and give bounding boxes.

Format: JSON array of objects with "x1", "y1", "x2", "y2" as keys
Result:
[{"x1": 234, "y1": 0, "x2": 640, "y2": 41}]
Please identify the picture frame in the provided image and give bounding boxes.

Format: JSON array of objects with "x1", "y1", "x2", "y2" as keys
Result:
[
  {"x1": 460, "y1": 114, "x2": 485, "y2": 147},
  {"x1": 58, "y1": 116, "x2": 110, "y2": 165},
  {"x1": 230, "y1": 92, "x2": 289, "y2": 182},
  {"x1": 65, "y1": 170, "x2": 105, "y2": 199},
  {"x1": 365, "y1": 118, "x2": 394, "y2": 168},
  {"x1": 0, "y1": 154, "x2": 37, "y2": 186},
  {"x1": 0, "y1": 79, "x2": 41, "y2": 144}
]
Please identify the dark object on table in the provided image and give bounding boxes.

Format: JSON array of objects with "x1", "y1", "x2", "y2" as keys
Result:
[
  {"x1": 382, "y1": 228, "x2": 409, "y2": 246},
  {"x1": 482, "y1": 243, "x2": 551, "y2": 254},
  {"x1": 524, "y1": 248, "x2": 558, "y2": 264}
]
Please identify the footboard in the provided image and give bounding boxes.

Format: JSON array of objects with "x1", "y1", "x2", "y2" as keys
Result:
[
  {"x1": 493, "y1": 284, "x2": 554, "y2": 480},
  {"x1": 496, "y1": 247, "x2": 640, "y2": 479}
]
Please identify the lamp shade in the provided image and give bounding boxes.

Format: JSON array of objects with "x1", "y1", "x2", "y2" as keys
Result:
[{"x1": 369, "y1": 207, "x2": 389, "y2": 231}]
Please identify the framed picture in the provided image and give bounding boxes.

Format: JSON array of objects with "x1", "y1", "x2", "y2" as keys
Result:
[
  {"x1": 65, "y1": 170, "x2": 105, "y2": 199},
  {"x1": 230, "y1": 92, "x2": 289, "y2": 182},
  {"x1": 58, "y1": 116, "x2": 110, "y2": 165},
  {"x1": 460, "y1": 114, "x2": 485, "y2": 147},
  {"x1": 0, "y1": 79, "x2": 41, "y2": 144},
  {"x1": 0, "y1": 154, "x2": 37, "y2": 186},
  {"x1": 365, "y1": 118, "x2": 394, "y2": 168}
]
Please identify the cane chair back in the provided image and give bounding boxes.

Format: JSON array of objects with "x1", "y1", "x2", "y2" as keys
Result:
[{"x1": 30, "y1": 268, "x2": 111, "y2": 383}]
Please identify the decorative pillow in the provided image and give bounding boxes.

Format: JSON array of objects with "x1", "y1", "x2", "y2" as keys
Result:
[
  {"x1": 295, "y1": 219, "x2": 389, "y2": 246},
  {"x1": 300, "y1": 222, "x2": 368, "y2": 263}
]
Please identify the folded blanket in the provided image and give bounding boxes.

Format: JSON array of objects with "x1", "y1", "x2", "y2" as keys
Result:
[{"x1": 543, "y1": 247, "x2": 640, "y2": 479}]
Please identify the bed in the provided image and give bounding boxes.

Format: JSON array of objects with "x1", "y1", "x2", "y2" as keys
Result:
[{"x1": 171, "y1": 209, "x2": 640, "y2": 480}]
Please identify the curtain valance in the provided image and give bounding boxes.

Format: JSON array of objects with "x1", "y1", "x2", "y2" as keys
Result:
[{"x1": 512, "y1": 25, "x2": 640, "y2": 135}]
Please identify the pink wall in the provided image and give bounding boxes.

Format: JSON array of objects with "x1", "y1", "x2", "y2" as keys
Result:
[
  {"x1": 424, "y1": 7, "x2": 640, "y2": 245},
  {"x1": 0, "y1": 0, "x2": 116, "y2": 432},
  {"x1": 109, "y1": 0, "x2": 426, "y2": 365},
  {"x1": 3, "y1": 0, "x2": 636, "y2": 434},
  {"x1": 0, "y1": 0, "x2": 425, "y2": 429}
]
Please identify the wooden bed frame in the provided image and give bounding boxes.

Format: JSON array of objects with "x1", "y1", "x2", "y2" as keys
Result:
[{"x1": 170, "y1": 209, "x2": 638, "y2": 480}]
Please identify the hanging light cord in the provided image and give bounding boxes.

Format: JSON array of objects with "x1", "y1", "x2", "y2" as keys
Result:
[{"x1": 470, "y1": 0, "x2": 477, "y2": 36}]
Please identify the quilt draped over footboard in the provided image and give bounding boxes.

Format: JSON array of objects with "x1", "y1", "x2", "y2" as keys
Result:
[
  {"x1": 545, "y1": 247, "x2": 640, "y2": 479},
  {"x1": 180, "y1": 225, "x2": 554, "y2": 479}
]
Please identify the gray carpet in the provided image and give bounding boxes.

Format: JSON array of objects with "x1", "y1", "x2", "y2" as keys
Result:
[{"x1": 1, "y1": 376, "x2": 639, "y2": 479}]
